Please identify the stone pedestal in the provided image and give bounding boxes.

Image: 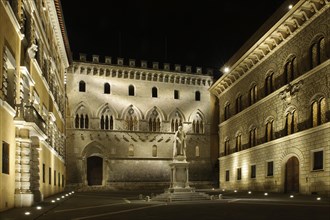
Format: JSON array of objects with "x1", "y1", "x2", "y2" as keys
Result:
[
  {"x1": 152, "y1": 155, "x2": 211, "y2": 202},
  {"x1": 168, "y1": 156, "x2": 192, "y2": 192}
]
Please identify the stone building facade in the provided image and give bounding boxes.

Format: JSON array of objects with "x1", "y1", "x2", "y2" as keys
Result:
[
  {"x1": 0, "y1": 0, "x2": 70, "y2": 211},
  {"x1": 210, "y1": 0, "x2": 330, "y2": 196},
  {"x1": 65, "y1": 55, "x2": 219, "y2": 189}
]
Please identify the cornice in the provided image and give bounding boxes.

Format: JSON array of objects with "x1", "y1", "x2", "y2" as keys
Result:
[
  {"x1": 46, "y1": 0, "x2": 69, "y2": 68},
  {"x1": 210, "y1": 0, "x2": 329, "y2": 97},
  {"x1": 69, "y1": 61, "x2": 214, "y2": 87}
]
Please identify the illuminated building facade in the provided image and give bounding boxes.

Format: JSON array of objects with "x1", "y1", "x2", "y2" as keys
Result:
[
  {"x1": 0, "y1": 0, "x2": 70, "y2": 211},
  {"x1": 210, "y1": 0, "x2": 329, "y2": 196},
  {"x1": 65, "y1": 55, "x2": 219, "y2": 189}
]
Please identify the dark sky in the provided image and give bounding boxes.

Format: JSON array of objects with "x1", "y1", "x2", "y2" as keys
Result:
[{"x1": 61, "y1": 0, "x2": 287, "y2": 77}]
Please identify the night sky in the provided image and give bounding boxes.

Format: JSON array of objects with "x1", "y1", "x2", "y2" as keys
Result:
[{"x1": 61, "y1": 0, "x2": 287, "y2": 77}]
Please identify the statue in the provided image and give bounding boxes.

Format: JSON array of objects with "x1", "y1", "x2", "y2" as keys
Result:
[
  {"x1": 173, "y1": 126, "x2": 186, "y2": 158},
  {"x1": 26, "y1": 43, "x2": 38, "y2": 59}
]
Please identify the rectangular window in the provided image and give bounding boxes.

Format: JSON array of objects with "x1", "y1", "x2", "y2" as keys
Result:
[
  {"x1": 58, "y1": 172, "x2": 60, "y2": 187},
  {"x1": 49, "y1": 167, "x2": 52, "y2": 185},
  {"x1": 54, "y1": 170, "x2": 56, "y2": 186},
  {"x1": 225, "y1": 170, "x2": 230, "y2": 182},
  {"x1": 42, "y1": 164, "x2": 45, "y2": 183},
  {"x1": 2, "y1": 142, "x2": 9, "y2": 174},
  {"x1": 62, "y1": 174, "x2": 65, "y2": 187},
  {"x1": 174, "y1": 90, "x2": 179, "y2": 99},
  {"x1": 237, "y1": 168, "x2": 242, "y2": 180},
  {"x1": 313, "y1": 150, "x2": 323, "y2": 170},
  {"x1": 267, "y1": 161, "x2": 274, "y2": 177},
  {"x1": 251, "y1": 165, "x2": 256, "y2": 179}
]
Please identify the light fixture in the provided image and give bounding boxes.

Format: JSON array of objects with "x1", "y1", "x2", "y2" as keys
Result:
[
  {"x1": 290, "y1": 195, "x2": 294, "y2": 198},
  {"x1": 234, "y1": 190, "x2": 237, "y2": 193},
  {"x1": 288, "y1": 4, "x2": 293, "y2": 9},
  {"x1": 61, "y1": 196, "x2": 65, "y2": 198},
  {"x1": 264, "y1": 192, "x2": 268, "y2": 196},
  {"x1": 51, "y1": 200, "x2": 55, "y2": 203},
  {"x1": 248, "y1": 191, "x2": 252, "y2": 194},
  {"x1": 57, "y1": 198, "x2": 60, "y2": 201},
  {"x1": 25, "y1": 212, "x2": 31, "y2": 215},
  {"x1": 224, "y1": 67, "x2": 229, "y2": 73},
  {"x1": 65, "y1": 194, "x2": 69, "y2": 196},
  {"x1": 317, "y1": 197, "x2": 321, "y2": 201},
  {"x1": 36, "y1": 206, "x2": 42, "y2": 210}
]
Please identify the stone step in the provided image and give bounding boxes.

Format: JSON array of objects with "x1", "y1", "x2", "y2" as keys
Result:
[{"x1": 152, "y1": 192, "x2": 211, "y2": 202}]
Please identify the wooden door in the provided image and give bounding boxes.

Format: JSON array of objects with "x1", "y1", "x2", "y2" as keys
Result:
[
  {"x1": 87, "y1": 156, "x2": 103, "y2": 186},
  {"x1": 285, "y1": 156, "x2": 299, "y2": 193}
]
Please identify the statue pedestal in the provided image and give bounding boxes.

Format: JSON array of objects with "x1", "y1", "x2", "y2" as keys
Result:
[
  {"x1": 152, "y1": 156, "x2": 211, "y2": 202},
  {"x1": 168, "y1": 156, "x2": 192, "y2": 192}
]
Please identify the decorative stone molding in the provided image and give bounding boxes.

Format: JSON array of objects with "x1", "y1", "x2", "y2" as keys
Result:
[{"x1": 279, "y1": 80, "x2": 303, "y2": 104}]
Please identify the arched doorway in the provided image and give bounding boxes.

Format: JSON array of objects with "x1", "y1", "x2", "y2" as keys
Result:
[
  {"x1": 87, "y1": 156, "x2": 103, "y2": 186},
  {"x1": 285, "y1": 156, "x2": 299, "y2": 193}
]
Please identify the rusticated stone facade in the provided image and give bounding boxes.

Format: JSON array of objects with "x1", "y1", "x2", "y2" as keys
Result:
[
  {"x1": 210, "y1": 0, "x2": 330, "y2": 196},
  {"x1": 0, "y1": 0, "x2": 70, "y2": 211},
  {"x1": 65, "y1": 56, "x2": 219, "y2": 189}
]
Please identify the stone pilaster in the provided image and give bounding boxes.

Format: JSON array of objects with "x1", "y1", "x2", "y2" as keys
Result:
[{"x1": 14, "y1": 129, "x2": 34, "y2": 207}]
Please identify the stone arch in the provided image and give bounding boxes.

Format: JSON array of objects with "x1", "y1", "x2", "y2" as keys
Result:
[
  {"x1": 279, "y1": 147, "x2": 305, "y2": 192},
  {"x1": 96, "y1": 103, "x2": 119, "y2": 119},
  {"x1": 188, "y1": 109, "x2": 206, "y2": 123},
  {"x1": 168, "y1": 108, "x2": 186, "y2": 122},
  {"x1": 121, "y1": 104, "x2": 144, "y2": 120},
  {"x1": 145, "y1": 106, "x2": 166, "y2": 121},
  {"x1": 81, "y1": 141, "x2": 107, "y2": 186},
  {"x1": 72, "y1": 101, "x2": 91, "y2": 117}
]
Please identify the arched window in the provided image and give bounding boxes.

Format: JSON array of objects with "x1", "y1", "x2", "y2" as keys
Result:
[
  {"x1": 152, "y1": 145, "x2": 157, "y2": 157},
  {"x1": 152, "y1": 87, "x2": 158, "y2": 98},
  {"x1": 284, "y1": 56, "x2": 297, "y2": 84},
  {"x1": 195, "y1": 146, "x2": 200, "y2": 157},
  {"x1": 224, "y1": 138, "x2": 230, "y2": 156},
  {"x1": 236, "y1": 95, "x2": 242, "y2": 113},
  {"x1": 195, "y1": 91, "x2": 201, "y2": 101},
  {"x1": 235, "y1": 133, "x2": 242, "y2": 152},
  {"x1": 224, "y1": 102, "x2": 230, "y2": 120},
  {"x1": 75, "y1": 114, "x2": 79, "y2": 128},
  {"x1": 192, "y1": 113, "x2": 204, "y2": 134},
  {"x1": 128, "y1": 144, "x2": 134, "y2": 156},
  {"x1": 128, "y1": 85, "x2": 135, "y2": 96},
  {"x1": 265, "y1": 120, "x2": 273, "y2": 142},
  {"x1": 249, "y1": 84, "x2": 258, "y2": 105},
  {"x1": 310, "y1": 37, "x2": 326, "y2": 69},
  {"x1": 249, "y1": 127, "x2": 257, "y2": 148},
  {"x1": 312, "y1": 97, "x2": 327, "y2": 127},
  {"x1": 79, "y1": 81, "x2": 86, "y2": 92},
  {"x1": 104, "y1": 83, "x2": 111, "y2": 94},
  {"x1": 265, "y1": 73, "x2": 274, "y2": 96},
  {"x1": 75, "y1": 114, "x2": 89, "y2": 129},
  {"x1": 285, "y1": 111, "x2": 297, "y2": 135}
]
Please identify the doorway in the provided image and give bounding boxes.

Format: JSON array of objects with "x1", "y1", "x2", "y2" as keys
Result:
[
  {"x1": 285, "y1": 156, "x2": 299, "y2": 193},
  {"x1": 87, "y1": 156, "x2": 103, "y2": 186}
]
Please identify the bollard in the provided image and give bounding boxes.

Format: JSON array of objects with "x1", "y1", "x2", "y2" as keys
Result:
[
  {"x1": 219, "y1": 194, "x2": 223, "y2": 200},
  {"x1": 145, "y1": 196, "x2": 150, "y2": 202}
]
